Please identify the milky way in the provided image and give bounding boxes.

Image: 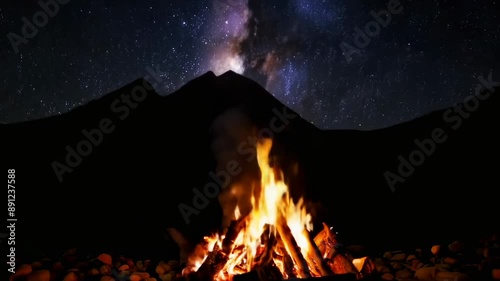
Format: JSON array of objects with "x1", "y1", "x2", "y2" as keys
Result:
[{"x1": 1, "y1": 0, "x2": 499, "y2": 129}]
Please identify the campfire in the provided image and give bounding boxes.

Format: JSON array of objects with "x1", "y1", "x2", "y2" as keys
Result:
[{"x1": 181, "y1": 139, "x2": 371, "y2": 281}]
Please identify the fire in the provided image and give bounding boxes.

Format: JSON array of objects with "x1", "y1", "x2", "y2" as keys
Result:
[{"x1": 182, "y1": 138, "x2": 364, "y2": 281}]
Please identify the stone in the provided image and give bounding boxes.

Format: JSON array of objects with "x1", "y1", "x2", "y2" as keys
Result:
[
  {"x1": 97, "y1": 254, "x2": 113, "y2": 266},
  {"x1": 167, "y1": 260, "x2": 179, "y2": 268},
  {"x1": 411, "y1": 259, "x2": 424, "y2": 271},
  {"x1": 415, "y1": 267, "x2": 438, "y2": 280},
  {"x1": 383, "y1": 251, "x2": 393, "y2": 259},
  {"x1": 87, "y1": 268, "x2": 100, "y2": 276},
  {"x1": 493, "y1": 269, "x2": 500, "y2": 280},
  {"x1": 131, "y1": 272, "x2": 150, "y2": 279},
  {"x1": 136, "y1": 261, "x2": 145, "y2": 271},
  {"x1": 381, "y1": 273, "x2": 394, "y2": 280},
  {"x1": 435, "y1": 271, "x2": 469, "y2": 281},
  {"x1": 443, "y1": 257, "x2": 459, "y2": 265},
  {"x1": 52, "y1": 262, "x2": 64, "y2": 273},
  {"x1": 395, "y1": 269, "x2": 412, "y2": 279},
  {"x1": 391, "y1": 253, "x2": 407, "y2": 262},
  {"x1": 10, "y1": 264, "x2": 32, "y2": 281},
  {"x1": 156, "y1": 264, "x2": 166, "y2": 276},
  {"x1": 390, "y1": 262, "x2": 404, "y2": 269},
  {"x1": 376, "y1": 265, "x2": 391, "y2": 273},
  {"x1": 27, "y1": 270, "x2": 51, "y2": 281},
  {"x1": 31, "y1": 261, "x2": 43, "y2": 269},
  {"x1": 119, "y1": 264, "x2": 130, "y2": 271},
  {"x1": 62, "y1": 272, "x2": 79, "y2": 281},
  {"x1": 130, "y1": 274, "x2": 141, "y2": 281},
  {"x1": 406, "y1": 254, "x2": 417, "y2": 263},
  {"x1": 373, "y1": 257, "x2": 385, "y2": 266},
  {"x1": 160, "y1": 272, "x2": 175, "y2": 281},
  {"x1": 99, "y1": 265, "x2": 111, "y2": 275},
  {"x1": 431, "y1": 245, "x2": 441, "y2": 255},
  {"x1": 159, "y1": 262, "x2": 172, "y2": 273},
  {"x1": 448, "y1": 241, "x2": 465, "y2": 254},
  {"x1": 100, "y1": 276, "x2": 115, "y2": 281}
]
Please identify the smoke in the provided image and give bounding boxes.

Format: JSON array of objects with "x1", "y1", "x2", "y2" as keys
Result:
[{"x1": 209, "y1": 108, "x2": 260, "y2": 229}]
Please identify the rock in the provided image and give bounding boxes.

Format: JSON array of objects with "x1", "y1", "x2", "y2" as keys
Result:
[
  {"x1": 130, "y1": 275, "x2": 141, "y2": 281},
  {"x1": 156, "y1": 264, "x2": 166, "y2": 276},
  {"x1": 31, "y1": 262, "x2": 43, "y2": 270},
  {"x1": 119, "y1": 264, "x2": 130, "y2": 271},
  {"x1": 27, "y1": 270, "x2": 51, "y2": 281},
  {"x1": 443, "y1": 257, "x2": 459, "y2": 265},
  {"x1": 136, "y1": 261, "x2": 145, "y2": 271},
  {"x1": 10, "y1": 264, "x2": 32, "y2": 281},
  {"x1": 435, "y1": 263, "x2": 451, "y2": 271},
  {"x1": 99, "y1": 265, "x2": 111, "y2": 275},
  {"x1": 144, "y1": 279, "x2": 158, "y2": 281},
  {"x1": 395, "y1": 269, "x2": 412, "y2": 279},
  {"x1": 158, "y1": 262, "x2": 172, "y2": 274},
  {"x1": 411, "y1": 260, "x2": 424, "y2": 271},
  {"x1": 435, "y1": 271, "x2": 469, "y2": 281},
  {"x1": 87, "y1": 268, "x2": 100, "y2": 276},
  {"x1": 383, "y1": 252, "x2": 393, "y2": 259},
  {"x1": 431, "y1": 245, "x2": 441, "y2": 256},
  {"x1": 493, "y1": 269, "x2": 500, "y2": 280},
  {"x1": 373, "y1": 257, "x2": 385, "y2": 266},
  {"x1": 415, "y1": 267, "x2": 438, "y2": 280},
  {"x1": 406, "y1": 254, "x2": 417, "y2": 263},
  {"x1": 448, "y1": 241, "x2": 465, "y2": 254},
  {"x1": 62, "y1": 272, "x2": 79, "y2": 281},
  {"x1": 167, "y1": 260, "x2": 179, "y2": 269},
  {"x1": 415, "y1": 248, "x2": 423, "y2": 256},
  {"x1": 391, "y1": 253, "x2": 407, "y2": 262},
  {"x1": 376, "y1": 265, "x2": 391, "y2": 273},
  {"x1": 381, "y1": 273, "x2": 395, "y2": 280},
  {"x1": 100, "y1": 276, "x2": 115, "y2": 281},
  {"x1": 132, "y1": 272, "x2": 150, "y2": 279},
  {"x1": 390, "y1": 262, "x2": 404, "y2": 269},
  {"x1": 97, "y1": 254, "x2": 113, "y2": 266},
  {"x1": 52, "y1": 262, "x2": 64, "y2": 273},
  {"x1": 160, "y1": 272, "x2": 175, "y2": 281}
]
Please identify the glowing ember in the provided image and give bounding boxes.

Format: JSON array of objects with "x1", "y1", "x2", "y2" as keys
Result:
[{"x1": 182, "y1": 138, "x2": 363, "y2": 281}]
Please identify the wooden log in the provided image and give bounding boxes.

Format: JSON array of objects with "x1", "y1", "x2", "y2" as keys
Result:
[
  {"x1": 233, "y1": 273, "x2": 357, "y2": 281},
  {"x1": 222, "y1": 219, "x2": 246, "y2": 255},
  {"x1": 276, "y1": 214, "x2": 311, "y2": 279},
  {"x1": 302, "y1": 228, "x2": 334, "y2": 277}
]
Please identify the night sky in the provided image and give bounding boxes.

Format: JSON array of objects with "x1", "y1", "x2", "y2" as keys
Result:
[{"x1": 1, "y1": 0, "x2": 499, "y2": 129}]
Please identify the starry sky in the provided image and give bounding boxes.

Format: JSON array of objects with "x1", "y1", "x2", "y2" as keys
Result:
[{"x1": 1, "y1": 0, "x2": 499, "y2": 129}]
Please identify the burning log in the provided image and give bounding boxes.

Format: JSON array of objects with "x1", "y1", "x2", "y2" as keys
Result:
[
  {"x1": 302, "y1": 228, "x2": 334, "y2": 277},
  {"x1": 222, "y1": 219, "x2": 246, "y2": 255},
  {"x1": 276, "y1": 214, "x2": 311, "y2": 279},
  {"x1": 193, "y1": 243, "x2": 227, "y2": 281}
]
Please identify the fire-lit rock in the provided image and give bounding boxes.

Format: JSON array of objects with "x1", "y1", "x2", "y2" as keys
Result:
[
  {"x1": 448, "y1": 240, "x2": 465, "y2": 254},
  {"x1": 395, "y1": 269, "x2": 412, "y2": 279},
  {"x1": 380, "y1": 272, "x2": 395, "y2": 280},
  {"x1": 97, "y1": 254, "x2": 113, "y2": 266},
  {"x1": 119, "y1": 264, "x2": 130, "y2": 271},
  {"x1": 100, "y1": 276, "x2": 115, "y2": 281},
  {"x1": 99, "y1": 265, "x2": 111, "y2": 275},
  {"x1": 27, "y1": 270, "x2": 51, "y2": 281},
  {"x1": 62, "y1": 272, "x2": 79, "y2": 281},
  {"x1": 431, "y1": 245, "x2": 441, "y2": 255},
  {"x1": 390, "y1": 252, "x2": 406, "y2": 262},
  {"x1": 493, "y1": 269, "x2": 500, "y2": 280},
  {"x1": 435, "y1": 271, "x2": 469, "y2": 281},
  {"x1": 444, "y1": 257, "x2": 459, "y2": 265},
  {"x1": 10, "y1": 264, "x2": 33, "y2": 281},
  {"x1": 415, "y1": 266, "x2": 438, "y2": 280},
  {"x1": 87, "y1": 268, "x2": 100, "y2": 276}
]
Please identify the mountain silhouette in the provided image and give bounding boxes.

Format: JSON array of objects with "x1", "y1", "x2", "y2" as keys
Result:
[{"x1": 2, "y1": 71, "x2": 498, "y2": 261}]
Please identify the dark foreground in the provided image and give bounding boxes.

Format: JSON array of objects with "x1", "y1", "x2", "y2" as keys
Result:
[{"x1": 8, "y1": 234, "x2": 500, "y2": 281}]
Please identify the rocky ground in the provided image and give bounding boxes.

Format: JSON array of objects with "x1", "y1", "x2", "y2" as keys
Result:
[{"x1": 8, "y1": 235, "x2": 500, "y2": 281}]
